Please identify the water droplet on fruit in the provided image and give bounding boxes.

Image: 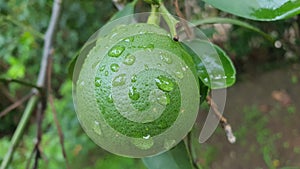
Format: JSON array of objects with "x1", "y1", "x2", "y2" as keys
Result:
[
  {"x1": 164, "y1": 139, "x2": 176, "y2": 150},
  {"x1": 128, "y1": 86, "x2": 140, "y2": 100},
  {"x1": 107, "y1": 94, "x2": 113, "y2": 103},
  {"x1": 160, "y1": 53, "x2": 172, "y2": 64},
  {"x1": 95, "y1": 77, "x2": 102, "y2": 87},
  {"x1": 131, "y1": 75, "x2": 137, "y2": 83},
  {"x1": 123, "y1": 54, "x2": 136, "y2": 65},
  {"x1": 99, "y1": 65, "x2": 105, "y2": 71},
  {"x1": 110, "y1": 63, "x2": 119, "y2": 72},
  {"x1": 131, "y1": 137, "x2": 154, "y2": 150},
  {"x1": 123, "y1": 37, "x2": 134, "y2": 43},
  {"x1": 144, "y1": 64, "x2": 149, "y2": 70},
  {"x1": 175, "y1": 71, "x2": 184, "y2": 79},
  {"x1": 108, "y1": 46, "x2": 125, "y2": 57},
  {"x1": 155, "y1": 76, "x2": 174, "y2": 92},
  {"x1": 143, "y1": 135, "x2": 151, "y2": 140},
  {"x1": 93, "y1": 121, "x2": 102, "y2": 135},
  {"x1": 112, "y1": 74, "x2": 126, "y2": 86},
  {"x1": 157, "y1": 94, "x2": 170, "y2": 105}
]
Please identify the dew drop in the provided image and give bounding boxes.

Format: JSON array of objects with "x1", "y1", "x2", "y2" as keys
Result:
[
  {"x1": 99, "y1": 65, "x2": 105, "y2": 71},
  {"x1": 160, "y1": 53, "x2": 172, "y2": 64},
  {"x1": 131, "y1": 137, "x2": 154, "y2": 150},
  {"x1": 93, "y1": 121, "x2": 102, "y2": 135},
  {"x1": 164, "y1": 139, "x2": 176, "y2": 150},
  {"x1": 157, "y1": 94, "x2": 170, "y2": 106},
  {"x1": 107, "y1": 94, "x2": 113, "y2": 103},
  {"x1": 131, "y1": 75, "x2": 137, "y2": 83},
  {"x1": 95, "y1": 77, "x2": 101, "y2": 87},
  {"x1": 123, "y1": 54, "x2": 136, "y2": 65},
  {"x1": 108, "y1": 46, "x2": 125, "y2": 57},
  {"x1": 175, "y1": 71, "x2": 184, "y2": 79},
  {"x1": 123, "y1": 37, "x2": 134, "y2": 43},
  {"x1": 128, "y1": 86, "x2": 140, "y2": 100},
  {"x1": 104, "y1": 71, "x2": 109, "y2": 76},
  {"x1": 143, "y1": 135, "x2": 151, "y2": 140},
  {"x1": 110, "y1": 63, "x2": 119, "y2": 72},
  {"x1": 112, "y1": 74, "x2": 126, "y2": 86},
  {"x1": 155, "y1": 76, "x2": 174, "y2": 92},
  {"x1": 144, "y1": 64, "x2": 149, "y2": 70}
]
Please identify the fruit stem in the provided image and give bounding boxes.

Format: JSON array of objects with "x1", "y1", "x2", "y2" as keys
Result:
[
  {"x1": 159, "y1": 3, "x2": 179, "y2": 39},
  {"x1": 147, "y1": 4, "x2": 160, "y2": 25}
]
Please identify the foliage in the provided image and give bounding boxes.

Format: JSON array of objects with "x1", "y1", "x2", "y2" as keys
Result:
[{"x1": 0, "y1": 0, "x2": 299, "y2": 169}]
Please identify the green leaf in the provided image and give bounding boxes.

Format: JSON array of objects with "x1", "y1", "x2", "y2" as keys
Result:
[
  {"x1": 203, "y1": 0, "x2": 300, "y2": 21},
  {"x1": 182, "y1": 41, "x2": 236, "y2": 89},
  {"x1": 109, "y1": 0, "x2": 138, "y2": 21},
  {"x1": 191, "y1": 17, "x2": 274, "y2": 42},
  {"x1": 142, "y1": 141, "x2": 194, "y2": 169}
]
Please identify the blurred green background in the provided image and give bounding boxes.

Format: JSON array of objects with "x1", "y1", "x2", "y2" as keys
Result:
[{"x1": 0, "y1": 0, "x2": 299, "y2": 168}]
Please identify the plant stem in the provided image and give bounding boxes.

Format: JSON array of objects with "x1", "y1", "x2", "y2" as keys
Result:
[
  {"x1": 0, "y1": 95, "x2": 38, "y2": 169},
  {"x1": 159, "y1": 3, "x2": 179, "y2": 38},
  {"x1": 147, "y1": 4, "x2": 160, "y2": 25},
  {"x1": 191, "y1": 17, "x2": 274, "y2": 43}
]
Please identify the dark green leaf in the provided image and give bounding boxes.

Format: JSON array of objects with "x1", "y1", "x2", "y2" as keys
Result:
[
  {"x1": 142, "y1": 141, "x2": 194, "y2": 169},
  {"x1": 109, "y1": 0, "x2": 138, "y2": 21},
  {"x1": 203, "y1": 0, "x2": 300, "y2": 21},
  {"x1": 182, "y1": 41, "x2": 236, "y2": 89}
]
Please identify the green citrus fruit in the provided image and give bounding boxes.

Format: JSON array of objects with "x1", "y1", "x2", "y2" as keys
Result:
[{"x1": 74, "y1": 23, "x2": 200, "y2": 157}]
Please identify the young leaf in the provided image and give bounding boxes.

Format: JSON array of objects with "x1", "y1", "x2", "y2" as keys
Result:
[
  {"x1": 142, "y1": 141, "x2": 194, "y2": 169},
  {"x1": 203, "y1": 0, "x2": 300, "y2": 21},
  {"x1": 182, "y1": 41, "x2": 236, "y2": 89}
]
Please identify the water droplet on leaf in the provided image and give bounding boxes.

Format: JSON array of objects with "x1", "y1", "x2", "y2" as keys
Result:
[{"x1": 157, "y1": 94, "x2": 170, "y2": 105}]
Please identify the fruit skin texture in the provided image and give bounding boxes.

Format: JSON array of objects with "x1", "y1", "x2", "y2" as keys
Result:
[{"x1": 75, "y1": 23, "x2": 200, "y2": 157}]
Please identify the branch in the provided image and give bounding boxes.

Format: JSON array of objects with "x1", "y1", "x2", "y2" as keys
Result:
[
  {"x1": 0, "y1": 0, "x2": 62, "y2": 168},
  {"x1": 0, "y1": 92, "x2": 34, "y2": 118},
  {"x1": 206, "y1": 96, "x2": 236, "y2": 144},
  {"x1": 0, "y1": 78, "x2": 42, "y2": 90}
]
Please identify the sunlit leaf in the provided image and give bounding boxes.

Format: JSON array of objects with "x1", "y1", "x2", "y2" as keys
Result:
[{"x1": 203, "y1": 0, "x2": 300, "y2": 21}]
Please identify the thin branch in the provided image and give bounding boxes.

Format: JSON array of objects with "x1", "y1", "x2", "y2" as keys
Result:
[
  {"x1": 174, "y1": 0, "x2": 193, "y2": 39},
  {"x1": 47, "y1": 49, "x2": 70, "y2": 169},
  {"x1": 37, "y1": 0, "x2": 62, "y2": 87},
  {"x1": 0, "y1": 78, "x2": 42, "y2": 91},
  {"x1": 32, "y1": 102, "x2": 44, "y2": 169},
  {"x1": 0, "y1": 92, "x2": 34, "y2": 118},
  {"x1": 0, "y1": 0, "x2": 63, "y2": 168},
  {"x1": 206, "y1": 96, "x2": 236, "y2": 144}
]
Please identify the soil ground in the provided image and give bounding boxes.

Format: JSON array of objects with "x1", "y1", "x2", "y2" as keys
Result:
[{"x1": 193, "y1": 63, "x2": 300, "y2": 169}]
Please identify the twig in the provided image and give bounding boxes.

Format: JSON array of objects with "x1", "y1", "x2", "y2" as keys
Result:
[
  {"x1": 47, "y1": 49, "x2": 70, "y2": 169},
  {"x1": 0, "y1": 92, "x2": 34, "y2": 118},
  {"x1": 33, "y1": 102, "x2": 44, "y2": 169},
  {"x1": 0, "y1": 78, "x2": 42, "y2": 90},
  {"x1": 174, "y1": 0, "x2": 193, "y2": 39},
  {"x1": 206, "y1": 96, "x2": 236, "y2": 144},
  {"x1": 0, "y1": 0, "x2": 62, "y2": 168}
]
